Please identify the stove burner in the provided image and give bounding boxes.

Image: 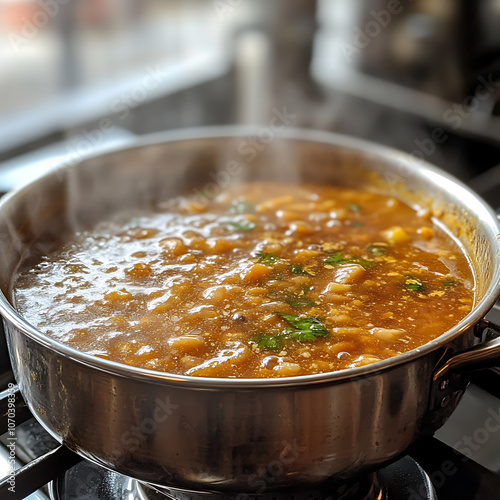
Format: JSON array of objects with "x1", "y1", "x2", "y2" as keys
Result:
[
  {"x1": 144, "y1": 473, "x2": 382, "y2": 500},
  {"x1": 48, "y1": 455, "x2": 437, "y2": 500}
]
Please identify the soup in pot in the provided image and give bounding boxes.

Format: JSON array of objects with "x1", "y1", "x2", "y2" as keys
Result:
[{"x1": 13, "y1": 182, "x2": 475, "y2": 378}]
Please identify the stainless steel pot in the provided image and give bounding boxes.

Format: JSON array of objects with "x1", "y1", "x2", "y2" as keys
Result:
[{"x1": 0, "y1": 127, "x2": 500, "y2": 494}]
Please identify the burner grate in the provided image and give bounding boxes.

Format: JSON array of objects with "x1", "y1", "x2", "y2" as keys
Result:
[
  {"x1": 49, "y1": 453, "x2": 438, "y2": 500},
  {"x1": 0, "y1": 386, "x2": 82, "y2": 500}
]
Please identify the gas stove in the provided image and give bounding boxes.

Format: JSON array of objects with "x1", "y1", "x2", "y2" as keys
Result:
[
  {"x1": 1, "y1": 354, "x2": 500, "y2": 500},
  {"x1": 50, "y1": 454, "x2": 437, "y2": 500}
]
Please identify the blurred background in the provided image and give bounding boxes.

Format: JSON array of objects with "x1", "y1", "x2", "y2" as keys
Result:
[{"x1": 1, "y1": 0, "x2": 500, "y2": 198}]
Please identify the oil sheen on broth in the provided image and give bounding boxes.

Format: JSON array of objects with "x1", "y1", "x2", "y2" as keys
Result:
[{"x1": 13, "y1": 182, "x2": 475, "y2": 378}]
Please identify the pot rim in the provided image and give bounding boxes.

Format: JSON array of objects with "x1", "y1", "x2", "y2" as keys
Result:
[{"x1": 1, "y1": 125, "x2": 499, "y2": 389}]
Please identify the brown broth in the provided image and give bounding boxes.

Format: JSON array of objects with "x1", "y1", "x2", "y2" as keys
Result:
[{"x1": 13, "y1": 182, "x2": 475, "y2": 378}]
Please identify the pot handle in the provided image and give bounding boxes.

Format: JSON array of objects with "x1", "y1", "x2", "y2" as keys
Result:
[
  {"x1": 433, "y1": 319, "x2": 500, "y2": 382},
  {"x1": 425, "y1": 319, "x2": 500, "y2": 425}
]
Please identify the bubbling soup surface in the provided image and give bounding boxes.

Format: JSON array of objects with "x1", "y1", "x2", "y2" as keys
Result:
[{"x1": 13, "y1": 182, "x2": 475, "y2": 378}]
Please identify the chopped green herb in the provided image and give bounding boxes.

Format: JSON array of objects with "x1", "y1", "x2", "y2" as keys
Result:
[
  {"x1": 301, "y1": 285, "x2": 311, "y2": 295},
  {"x1": 276, "y1": 312, "x2": 329, "y2": 342},
  {"x1": 229, "y1": 200, "x2": 255, "y2": 214},
  {"x1": 367, "y1": 244, "x2": 387, "y2": 257},
  {"x1": 348, "y1": 203, "x2": 361, "y2": 213},
  {"x1": 268, "y1": 290, "x2": 278, "y2": 296},
  {"x1": 225, "y1": 220, "x2": 255, "y2": 232},
  {"x1": 251, "y1": 333, "x2": 282, "y2": 351},
  {"x1": 324, "y1": 252, "x2": 348, "y2": 265},
  {"x1": 251, "y1": 313, "x2": 329, "y2": 350},
  {"x1": 403, "y1": 279, "x2": 427, "y2": 293},
  {"x1": 442, "y1": 279, "x2": 458, "y2": 288},
  {"x1": 351, "y1": 221, "x2": 365, "y2": 228},
  {"x1": 290, "y1": 264, "x2": 311, "y2": 276},
  {"x1": 257, "y1": 253, "x2": 280, "y2": 265},
  {"x1": 324, "y1": 252, "x2": 374, "y2": 269}
]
